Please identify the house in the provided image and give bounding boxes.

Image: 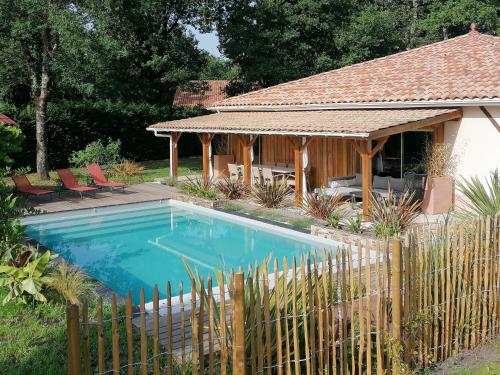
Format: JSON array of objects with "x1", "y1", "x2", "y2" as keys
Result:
[
  {"x1": 0, "y1": 112, "x2": 16, "y2": 125},
  {"x1": 148, "y1": 26, "x2": 500, "y2": 217},
  {"x1": 172, "y1": 80, "x2": 229, "y2": 108}
]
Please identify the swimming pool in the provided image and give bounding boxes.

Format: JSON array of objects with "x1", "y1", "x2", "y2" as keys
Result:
[{"x1": 22, "y1": 200, "x2": 339, "y2": 303}]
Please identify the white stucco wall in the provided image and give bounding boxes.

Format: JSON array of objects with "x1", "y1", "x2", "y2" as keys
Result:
[{"x1": 444, "y1": 106, "x2": 500, "y2": 182}]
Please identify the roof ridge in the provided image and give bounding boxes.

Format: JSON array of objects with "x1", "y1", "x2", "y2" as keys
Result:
[{"x1": 216, "y1": 31, "x2": 491, "y2": 106}]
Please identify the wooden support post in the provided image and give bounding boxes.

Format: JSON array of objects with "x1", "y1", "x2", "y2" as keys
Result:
[
  {"x1": 66, "y1": 304, "x2": 81, "y2": 375},
  {"x1": 171, "y1": 132, "x2": 182, "y2": 178},
  {"x1": 391, "y1": 238, "x2": 402, "y2": 374},
  {"x1": 432, "y1": 123, "x2": 444, "y2": 144},
  {"x1": 290, "y1": 136, "x2": 312, "y2": 207},
  {"x1": 198, "y1": 134, "x2": 214, "y2": 183},
  {"x1": 238, "y1": 135, "x2": 258, "y2": 186},
  {"x1": 360, "y1": 140, "x2": 372, "y2": 219},
  {"x1": 233, "y1": 272, "x2": 246, "y2": 375}
]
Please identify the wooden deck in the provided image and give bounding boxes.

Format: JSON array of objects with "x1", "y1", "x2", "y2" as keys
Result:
[{"x1": 32, "y1": 183, "x2": 178, "y2": 213}]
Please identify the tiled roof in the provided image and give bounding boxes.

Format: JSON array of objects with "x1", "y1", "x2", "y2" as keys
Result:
[
  {"x1": 0, "y1": 112, "x2": 16, "y2": 125},
  {"x1": 213, "y1": 30, "x2": 500, "y2": 109},
  {"x1": 173, "y1": 80, "x2": 229, "y2": 108},
  {"x1": 149, "y1": 108, "x2": 461, "y2": 137}
]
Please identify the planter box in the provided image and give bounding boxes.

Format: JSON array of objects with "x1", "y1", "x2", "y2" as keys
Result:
[
  {"x1": 422, "y1": 176, "x2": 454, "y2": 215},
  {"x1": 214, "y1": 154, "x2": 234, "y2": 178}
]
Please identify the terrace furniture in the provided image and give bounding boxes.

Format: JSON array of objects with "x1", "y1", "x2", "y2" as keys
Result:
[
  {"x1": 10, "y1": 174, "x2": 54, "y2": 198},
  {"x1": 86, "y1": 163, "x2": 126, "y2": 192},
  {"x1": 316, "y1": 173, "x2": 408, "y2": 198},
  {"x1": 227, "y1": 163, "x2": 242, "y2": 182},
  {"x1": 251, "y1": 166, "x2": 262, "y2": 185},
  {"x1": 57, "y1": 169, "x2": 98, "y2": 198}
]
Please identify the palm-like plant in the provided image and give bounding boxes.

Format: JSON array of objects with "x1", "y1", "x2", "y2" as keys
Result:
[
  {"x1": 216, "y1": 177, "x2": 248, "y2": 199},
  {"x1": 251, "y1": 181, "x2": 292, "y2": 208},
  {"x1": 304, "y1": 192, "x2": 347, "y2": 220},
  {"x1": 456, "y1": 169, "x2": 500, "y2": 218},
  {"x1": 47, "y1": 262, "x2": 92, "y2": 305},
  {"x1": 370, "y1": 189, "x2": 421, "y2": 238}
]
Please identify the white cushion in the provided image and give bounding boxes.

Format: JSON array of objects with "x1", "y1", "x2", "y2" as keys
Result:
[
  {"x1": 389, "y1": 177, "x2": 405, "y2": 192},
  {"x1": 373, "y1": 175, "x2": 390, "y2": 189},
  {"x1": 354, "y1": 173, "x2": 362, "y2": 186}
]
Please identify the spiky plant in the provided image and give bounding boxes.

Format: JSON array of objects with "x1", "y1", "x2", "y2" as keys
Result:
[
  {"x1": 456, "y1": 169, "x2": 500, "y2": 218},
  {"x1": 180, "y1": 176, "x2": 218, "y2": 200},
  {"x1": 216, "y1": 177, "x2": 248, "y2": 199},
  {"x1": 304, "y1": 192, "x2": 347, "y2": 220},
  {"x1": 47, "y1": 262, "x2": 92, "y2": 305},
  {"x1": 108, "y1": 159, "x2": 144, "y2": 182},
  {"x1": 250, "y1": 181, "x2": 292, "y2": 208},
  {"x1": 370, "y1": 189, "x2": 421, "y2": 238}
]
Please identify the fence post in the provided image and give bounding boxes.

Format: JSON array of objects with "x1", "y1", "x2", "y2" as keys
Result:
[
  {"x1": 67, "y1": 304, "x2": 81, "y2": 375},
  {"x1": 391, "y1": 238, "x2": 402, "y2": 373},
  {"x1": 233, "y1": 272, "x2": 246, "y2": 375}
]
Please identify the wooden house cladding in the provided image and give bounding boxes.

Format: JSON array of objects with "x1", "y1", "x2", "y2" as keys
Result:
[{"x1": 230, "y1": 135, "x2": 359, "y2": 188}]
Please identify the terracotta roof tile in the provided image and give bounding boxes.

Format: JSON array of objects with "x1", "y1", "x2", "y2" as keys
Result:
[
  {"x1": 0, "y1": 112, "x2": 16, "y2": 125},
  {"x1": 213, "y1": 31, "x2": 500, "y2": 108},
  {"x1": 149, "y1": 108, "x2": 461, "y2": 137},
  {"x1": 173, "y1": 80, "x2": 229, "y2": 108}
]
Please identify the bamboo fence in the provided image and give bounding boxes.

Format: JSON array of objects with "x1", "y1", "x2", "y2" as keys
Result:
[{"x1": 66, "y1": 217, "x2": 499, "y2": 374}]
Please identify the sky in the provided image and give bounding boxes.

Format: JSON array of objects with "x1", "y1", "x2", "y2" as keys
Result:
[{"x1": 190, "y1": 27, "x2": 222, "y2": 57}]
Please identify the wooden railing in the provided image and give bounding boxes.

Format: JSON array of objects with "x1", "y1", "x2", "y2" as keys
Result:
[{"x1": 66, "y1": 217, "x2": 499, "y2": 374}]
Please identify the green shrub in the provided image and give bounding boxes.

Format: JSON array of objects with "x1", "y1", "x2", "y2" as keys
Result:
[
  {"x1": 326, "y1": 210, "x2": 343, "y2": 228},
  {"x1": 0, "y1": 250, "x2": 55, "y2": 304},
  {"x1": 457, "y1": 169, "x2": 500, "y2": 218},
  {"x1": 108, "y1": 159, "x2": 144, "y2": 183},
  {"x1": 304, "y1": 192, "x2": 346, "y2": 220},
  {"x1": 69, "y1": 138, "x2": 122, "y2": 168},
  {"x1": 47, "y1": 262, "x2": 92, "y2": 305},
  {"x1": 181, "y1": 176, "x2": 218, "y2": 200},
  {"x1": 0, "y1": 124, "x2": 23, "y2": 164},
  {"x1": 216, "y1": 176, "x2": 248, "y2": 199},
  {"x1": 251, "y1": 181, "x2": 292, "y2": 208},
  {"x1": 346, "y1": 213, "x2": 363, "y2": 234},
  {"x1": 370, "y1": 189, "x2": 421, "y2": 238}
]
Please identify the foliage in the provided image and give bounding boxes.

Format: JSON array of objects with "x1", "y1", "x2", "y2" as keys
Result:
[
  {"x1": 304, "y1": 192, "x2": 346, "y2": 220},
  {"x1": 216, "y1": 176, "x2": 248, "y2": 199},
  {"x1": 0, "y1": 250, "x2": 55, "y2": 304},
  {"x1": 326, "y1": 210, "x2": 343, "y2": 228},
  {"x1": 69, "y1": 138, "x2": 122, "y2": 168},
  {"x1": 108, "y1": 160, "x2": 145, "y2": 183},
  {"x1": 422, "y1": 142, "x2": 455, "y2": 177},
  {"x1": 346, "y1": 213, "x2": 363, "y2": 234},
  {"x1": 370, "y1": 190, "x2": 421, "y2": 238},
  {"x1": 0, "y1": 194, "x2": 26, "y2": 251},
  {"x1": 47, "y1": 262, "x2": 91, "y2": 305},
  {"x1": 199, "y1": 55, "x2": 240, "y2": 80},
  {"x1": 216, "y1": 0, "x2": 499, "y2": 87},
  {"x1": 181, "y1": 176, "x2": 218, "y2": 200},
  {"x1": 250, "y1": 181, "x2": 292, "y2": 208},
  {"x1": 456, "y1": 169, "x2": 500, "y2": 218},
  {"x1": 0, "y1": 123, "x2": 23, "y2": 164}
]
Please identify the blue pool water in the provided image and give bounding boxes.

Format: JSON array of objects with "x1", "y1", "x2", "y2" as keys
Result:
[{"x1": 23, "y1": 201, "x2": 337, "y2": 303}]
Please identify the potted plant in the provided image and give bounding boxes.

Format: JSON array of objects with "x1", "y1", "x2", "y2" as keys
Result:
[
  {"x1": 213, "y1": 135, "x2": 234, "y2": 178},
  {"x1": 422, "y1": 143, "x2": 455, "y2": 215}
]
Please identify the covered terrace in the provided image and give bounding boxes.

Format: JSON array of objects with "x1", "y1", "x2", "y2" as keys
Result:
[{"x1": 148, "y1": 108, "x2": 462, "y2": 218}]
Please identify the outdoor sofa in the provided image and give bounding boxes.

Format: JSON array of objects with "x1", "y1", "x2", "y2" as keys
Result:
[{"x1": 315, "y1": 173, "x2": 409, "y2": 199}]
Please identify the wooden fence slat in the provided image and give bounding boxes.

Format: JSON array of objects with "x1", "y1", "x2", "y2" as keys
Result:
[
  {"x1": 307, "y1": 254, "x2": 317, "y2": 374},
  {"x1": 328, "y1": 251, "x2": 337, "y2": 375},
  {"x1": 191, "y1": 279, "x2": 199, "y2": 375},
  {"x1": 111, "y1": 294, "x2": 120, "y2": 374},
  {"x1": 482, "y1": 218, "x2": 491, "y2": 341},
  {"x1": 208, "y1": 277, "x2": 215, "y2": 375},
  {"x1": 219, "y1": 273, "x2": 228, "y2": 375},
  {"x1": 347, "y1": 244, "x2": 356, "y2": 373},
  {"x1": 82, "y1": 300, "x2": 90, "y2": 375},
  {"x1": 314, "y1": 253, "x2": 324, "y2": 374},
  {"x1": 321, "y1": 250, "x2": 330, "y2": 375},
  {"x1": 198, "y1": 277, "x2": 205, "y2": 375},
  {"x1": 292, "y1": 258, "x2": 301, "y2": 375},
  {"x1": 299, "y1": 257, "x2": 309, "y2": 375},
  {"x1": 233, "y1": 272, "x2": 246, "y2": 375},
  {"x1": 248, "y1": 268, "x2": 257, "y2": 375},
  {"x1": 140, "y1": 289, "x2": 148, "y2": 375},
  {"x1": 153, "y1": 286, "x2": 160, "y2": 375},
  {"x1": 339, "y1": 247, "x2": 349, "y2": 375},
  {"x1": 179, "y1": 282, "x2": 186, "y2": 375},
  {"x1": 167, "y1": 282, "x2": 174, "y2": 375},
  {"x1": 357, "y1": 241, "x2": 365, "y2": 375},
  {"x1": 375, "y1": 243, "x2": 383, "y2": 375},
  {"x1": 97, "y1": 297, "x2": 105, "y2": 374},
  {"x1": 365, "y1": 242, "x2": 372, "y2": 375},
  {"x1": 125, "y1": 292, "x2": 134, "y2": 375},
  {"x1": 274, "y1": 259, "x2": 283, "y2": 375},
  {"x1": 255, "y1": 265, "x2": 264, "y2": 374},
  {"x1": 283, "y1": 258, "x2": 292, "y2": 375},
  {"x1": 263, "y1": 263, "x2": 272, "y2": 375},
  {"x1": 67, "y1": 304, "x2": 81, "y2": 375}
]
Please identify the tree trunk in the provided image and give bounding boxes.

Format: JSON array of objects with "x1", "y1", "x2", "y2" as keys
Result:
[{"x1": 35, "y1": 98, "x2": 49, "y2": 179}]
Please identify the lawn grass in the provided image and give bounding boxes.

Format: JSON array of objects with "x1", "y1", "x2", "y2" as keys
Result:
[{"x1": 6, "y1": 157, "x2": 202, "y2": 189}]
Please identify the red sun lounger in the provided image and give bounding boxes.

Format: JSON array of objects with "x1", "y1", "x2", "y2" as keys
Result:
[
  {"x1": 57, "y1": 169, "x2": 97, "y2": 198},
  {"x1": 11, "y1": 174, "x2": 53, "y2": 197},
  {"x1": 86, "y1": 163, "x2": 126, "y2": 191}
]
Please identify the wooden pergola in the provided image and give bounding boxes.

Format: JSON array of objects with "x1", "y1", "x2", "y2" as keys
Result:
[{"x1": 148, "y1": 108, "x2": 462, "y2": 218}]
